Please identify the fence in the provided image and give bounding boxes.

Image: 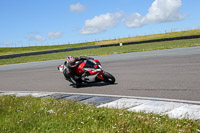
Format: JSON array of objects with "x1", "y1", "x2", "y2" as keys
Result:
[{"x1": 1, "y1": 35, "x2": 200, "y2": 59}]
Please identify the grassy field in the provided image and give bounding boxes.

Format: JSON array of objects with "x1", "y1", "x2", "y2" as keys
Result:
[
  {"x1": 1, "y1": 38, "x2": 200, "y2": 65},
  {"x1": 0, "y1": 42, "x2": 95, "y2": 56},
  {"x1": 0, "y1": 29, "x2": 200, "y2": 56},
  {"x1": 0, "y1": 95, "x2": 199, "y2": 133},
  {"x1": 95, "y1": 29, "x2": 200, "y2": 45}
]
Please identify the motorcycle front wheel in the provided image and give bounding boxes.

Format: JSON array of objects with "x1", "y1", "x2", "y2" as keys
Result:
[{"x1": 102, "y1": 72, "x2": 115, "y2": 84}]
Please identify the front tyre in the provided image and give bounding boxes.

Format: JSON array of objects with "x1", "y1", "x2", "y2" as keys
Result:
[{"x1": 103, "y1": 72, "x2": 115, "y2": 84}]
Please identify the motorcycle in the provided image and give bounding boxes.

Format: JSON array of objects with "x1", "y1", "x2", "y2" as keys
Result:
[{"x1": 57, "y1": 56, "x2": 115, "y2": 87}]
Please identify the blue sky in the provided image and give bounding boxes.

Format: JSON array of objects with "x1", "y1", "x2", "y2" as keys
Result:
[{"x1": 0, "y1": 0, "x2": 199, "y2": 47}]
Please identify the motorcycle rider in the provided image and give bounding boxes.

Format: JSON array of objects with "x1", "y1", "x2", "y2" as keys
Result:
[
  {"x1": 63, "y1": 55, "x2": 79, "y2": 87},
  {"x1": 58, "y1": 55, "x2": 115, "y2": 88},
  {"x1": 63, "y1": 55, "x2": 92, "y2": 87}
]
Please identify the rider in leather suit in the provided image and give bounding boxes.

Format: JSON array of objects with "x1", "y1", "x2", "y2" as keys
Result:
[{"x1": 63, "y1": 56, "x2": 93, "y2": 87}]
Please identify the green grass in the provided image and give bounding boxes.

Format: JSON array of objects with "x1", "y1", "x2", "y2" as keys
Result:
[
  {"x1": 0, "y1": 42, "x2": 95, "y2": 56},
  {"x1": 0, "y1": 29, "x2": 200, "y2": 56},
  {"x1": 1, "y1": 38, "x2": 200, "y2": 65},
  {"x1": 0, "y1": 95, "x2": 199, "y2": 133},
  {"x1": 95, "y1": 29, "x2": 200, "y2": 45}
]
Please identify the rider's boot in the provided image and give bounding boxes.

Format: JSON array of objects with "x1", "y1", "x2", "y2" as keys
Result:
[{"x1": 69, "y1": 76, "x2": 81, "y2": 88}]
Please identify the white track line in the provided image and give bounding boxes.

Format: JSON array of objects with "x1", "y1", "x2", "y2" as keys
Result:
[{"x1": 1, "y1": 90, "x2": 200, "y2": 105}]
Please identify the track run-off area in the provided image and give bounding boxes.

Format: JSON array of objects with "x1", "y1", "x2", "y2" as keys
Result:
[{"x1": 0, "y1": 46, "x2": 200, "y2": 101}]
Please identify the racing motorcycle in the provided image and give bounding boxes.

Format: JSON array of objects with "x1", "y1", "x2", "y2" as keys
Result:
[{"x1": 57, "y1": 56, "x2": 115, "y2": 87}]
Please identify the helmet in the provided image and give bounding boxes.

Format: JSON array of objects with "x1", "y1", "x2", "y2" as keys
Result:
[{"x1": 66, "y1": 55, "x2": 76, "y2": 66}]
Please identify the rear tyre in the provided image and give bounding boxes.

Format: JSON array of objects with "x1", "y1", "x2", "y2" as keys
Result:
[{"x1": 103, "y1": 72, "x2": 115, "y2": 84}]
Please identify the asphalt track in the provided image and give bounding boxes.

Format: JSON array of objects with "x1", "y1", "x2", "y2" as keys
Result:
[{"x1": 0, "y1": 47, "x2": 200, "y2": 101}]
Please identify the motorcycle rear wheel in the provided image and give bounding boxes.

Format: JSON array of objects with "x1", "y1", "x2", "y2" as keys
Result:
[{"x1": 103, "y1": 72, "x2": 115, "y2": 84}]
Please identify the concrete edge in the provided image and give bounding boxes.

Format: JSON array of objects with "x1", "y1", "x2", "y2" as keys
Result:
[
  {"x1": 1, "y1": 90, "x2": 200, "y2": 105},
  {"x1": 1, "y1": 91, "x2": 200, "y2": 121}
]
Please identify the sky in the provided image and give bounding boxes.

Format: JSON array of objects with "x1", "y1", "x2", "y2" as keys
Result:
[{"x1": 0, "y1": 0, "x2": 200, "y2": 47}]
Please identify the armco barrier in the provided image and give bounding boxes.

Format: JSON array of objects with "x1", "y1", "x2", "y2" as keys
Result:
[
  {"x1": 1, "y1": 35, "x2": 200, "y2": 59},
  {"x1": 0, "y1": 45, "x2": 101, "y2": 59}
]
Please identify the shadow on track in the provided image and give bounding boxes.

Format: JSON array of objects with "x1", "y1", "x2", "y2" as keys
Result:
[{"x1": 70, "y1": 82, "x2": 118, "y2": 88}]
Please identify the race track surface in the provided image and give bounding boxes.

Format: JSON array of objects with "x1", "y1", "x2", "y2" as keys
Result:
[{"x1": 0, "y1": 47, "x2": 200, "y2": 101}]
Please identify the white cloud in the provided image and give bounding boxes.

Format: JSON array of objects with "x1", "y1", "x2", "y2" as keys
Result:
[
  {"x1": 69, "y1": 3, "x2": 86, "y2": 13},
  {"x1": 190, "y1": 26, "x2": 200, "y2": 30},
  {"x1": 27, "y1": 32, "x2": 40, "y2": 35},
  {"x1": 123, "y1": 0, "x2": 185, "y2": 28},
  {"x1": 123, "y1": 13, "x2": 144, "y2": 28},
  {"x1": 26, "y1": 35, "x2": 46, "y2": 42},
  {"x1": 80, "y1": 12, "x2": 124, "y2": 34},
  {"x1": 0, "y1": 42, "x2": 13, "y2": 46},
  {"x1": 47, "y1": 31, "x2": 64, "y2": 39}
]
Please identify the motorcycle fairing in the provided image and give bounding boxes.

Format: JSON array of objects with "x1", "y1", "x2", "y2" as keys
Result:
[
  {"x1": 76, "y1": 59, "x2": 101, "y2": 76},
  {"x1": 82, "y1": 73, "x2": 99, "y2": 82},
  {"x1": 76, "y1": 62, "x2": 86, "y2": 76},
  {"x1": 81, "y1": 70, "x2": 104, "y2": 82}
]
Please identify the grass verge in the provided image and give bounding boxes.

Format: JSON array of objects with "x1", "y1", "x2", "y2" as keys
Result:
[
  {"x1": 0, "y1": 29, "x2": 200, "y2": 56},
  {"x1": 95, "y1": 29, "x2": 200, "y2": 45},
  {"x1": 1, "y1": 38, "x2": 200, "y2": 65},
  {"x1": 0, "y1": 42, "x2": 95, "y2": 56},
  {"x1": 0, "y1": 95, "x2": 199, "y2": 133}
]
